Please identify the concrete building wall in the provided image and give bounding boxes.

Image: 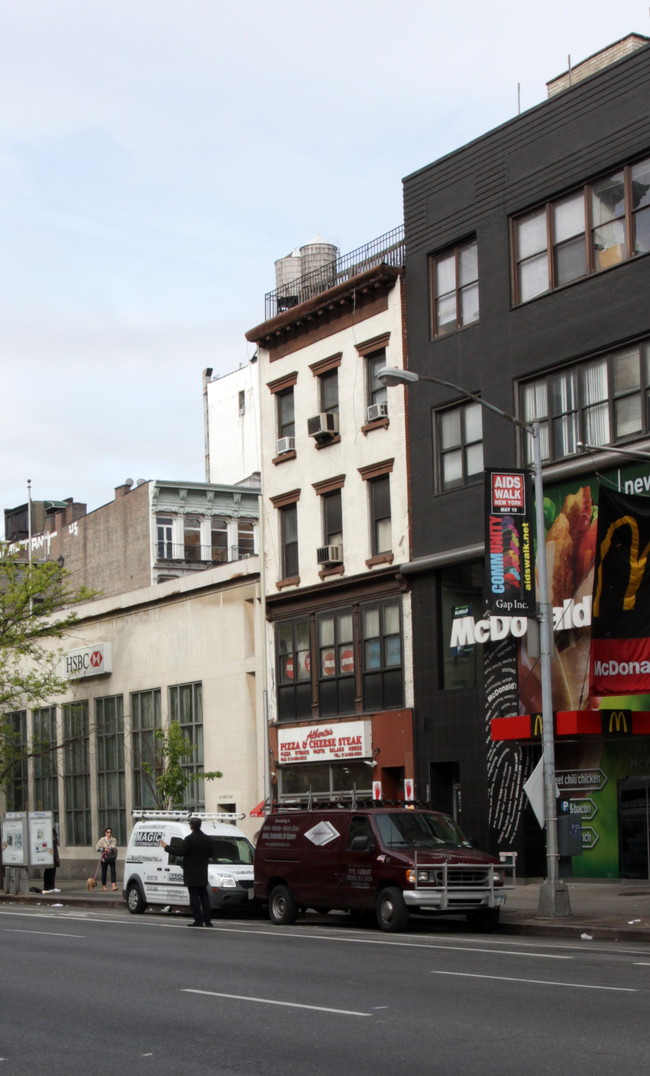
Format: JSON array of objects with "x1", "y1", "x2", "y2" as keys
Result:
[
  {"x1": 14, "y1": 558, "x2": 264, "y2": 872},
  {"x1": 205, "y1": 362, "x2": 261, "y2": 485}
]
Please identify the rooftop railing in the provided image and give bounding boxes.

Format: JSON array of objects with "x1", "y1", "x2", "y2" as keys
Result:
[{"x1": 264, "y1": 225, "x2": 405, "y2": 321}]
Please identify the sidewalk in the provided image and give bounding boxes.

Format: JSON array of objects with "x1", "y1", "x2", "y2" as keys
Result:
[{"x1": 2, "y1": 877, "x2": 649, "y2": 941}]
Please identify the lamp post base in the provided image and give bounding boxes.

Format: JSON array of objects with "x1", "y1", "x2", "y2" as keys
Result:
[{"x1": 538, "y1": 880, "x2": 572, "y2": 918}]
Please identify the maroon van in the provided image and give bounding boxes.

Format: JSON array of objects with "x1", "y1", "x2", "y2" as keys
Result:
[{"x1": 254, "y1": 806, "x2": 506, "y2": 932}]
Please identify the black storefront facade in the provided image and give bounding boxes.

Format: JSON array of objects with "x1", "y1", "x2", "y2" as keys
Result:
[{"x1": 401, "y1": 37, "x2": 650, "y2": 876}]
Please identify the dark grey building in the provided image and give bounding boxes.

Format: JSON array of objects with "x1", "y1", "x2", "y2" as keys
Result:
[{"x1": 401, "y1": 35, "x2": 650, "y2": 877}]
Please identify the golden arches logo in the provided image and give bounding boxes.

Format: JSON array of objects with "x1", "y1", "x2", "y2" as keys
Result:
[
  {"x1": 608, "y1": 711, "x2": 628, "y2": 733},
  {"x1": 593, "y1": 515, "x2": 650, "y2": 616},
  {"x1": 533, "y1": 713, "x2": 543, "y2": 736}
]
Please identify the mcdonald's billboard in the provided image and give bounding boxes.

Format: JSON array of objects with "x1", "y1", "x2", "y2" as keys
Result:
[
  {"x1": 484, "y1": 469, "x2": 535, "y2": 616},
  {"x1": 590, "y1": 485, "x2": 650, "y2": 696}
]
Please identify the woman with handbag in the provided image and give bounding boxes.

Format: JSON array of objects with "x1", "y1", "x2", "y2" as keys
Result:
[{"x1": 95, "y1": 827, "x2": 118, "y2": 892}]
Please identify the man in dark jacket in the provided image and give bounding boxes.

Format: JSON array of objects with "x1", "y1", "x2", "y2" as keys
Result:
[{"x1": 159, "y1": 817, "x2": 213, "y2": 927}]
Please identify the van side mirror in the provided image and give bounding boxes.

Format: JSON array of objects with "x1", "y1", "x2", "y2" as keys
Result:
[{"x1": 350, "y1": 835, "x2": 370, "y2": 851}]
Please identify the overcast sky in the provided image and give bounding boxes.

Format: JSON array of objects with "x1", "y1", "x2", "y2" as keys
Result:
[{"x1": 1, "y1": 1, "x2": 648, "y2": 532}]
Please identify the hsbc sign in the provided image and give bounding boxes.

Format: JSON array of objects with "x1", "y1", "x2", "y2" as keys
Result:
[{"x1": 62, "y1": 643, "x2": 112, "y2": 680}]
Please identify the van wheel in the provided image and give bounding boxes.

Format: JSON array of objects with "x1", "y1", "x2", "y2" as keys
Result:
[
  {"x1": 269, "y1": 885, "x2": 298, "y2": 925},
  {"x1": 466, "y1": 908, "x2": 500, "y2": 932},
  {"x1": 126, "y1": 882, "x2": 146, "y2": 914},
  {"x1": 376, "y1": 887, "x2": 409, "y2": 932}
]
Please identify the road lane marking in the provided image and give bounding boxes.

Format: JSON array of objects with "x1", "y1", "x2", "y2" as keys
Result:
[
  {"x1": 431, "y1": 970, "x2": 636, "y2": 991},
  {"x1": 182, "y1": 988, "x2": 372, "y2": 1017},
  {"x1": 4, "y1": 928, "x2": 84, "y2": 938}
]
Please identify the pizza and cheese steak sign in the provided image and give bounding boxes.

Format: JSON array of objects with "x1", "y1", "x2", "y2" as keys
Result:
[
  {"x1": 278, "y1": 720, "x2": 371, "y2": 765},
  {"x1": 61, "y1": 642, "x2": 112, "y2": 680}
]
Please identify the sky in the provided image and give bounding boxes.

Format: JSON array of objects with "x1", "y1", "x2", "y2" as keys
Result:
[{"x1": 1, "y1": 0, "x2": 648, "y2": 532}]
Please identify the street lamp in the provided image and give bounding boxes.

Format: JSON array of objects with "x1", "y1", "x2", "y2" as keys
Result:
[{"x1": 378, "y1": 366, "x2": 572, "y2": 918}]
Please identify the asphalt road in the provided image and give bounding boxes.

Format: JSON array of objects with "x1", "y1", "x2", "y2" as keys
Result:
[{"x1": 1, "y1": 904, "x2": 649, "y2": 1075}]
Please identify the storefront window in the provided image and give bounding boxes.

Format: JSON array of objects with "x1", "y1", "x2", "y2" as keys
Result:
[{"x1": 440, "y1": 564, "x2": 484, "y2": 690}]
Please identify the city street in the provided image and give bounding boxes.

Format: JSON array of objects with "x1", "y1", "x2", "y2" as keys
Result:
[{"x1": 1, "y1": 903, "x2": 649, "y2": 1075}]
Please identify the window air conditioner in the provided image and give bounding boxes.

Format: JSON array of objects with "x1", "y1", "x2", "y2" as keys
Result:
[
  {"x1": 307, "y1": 412, "x2": 339, "y2": 439},
  {"x1": 317, "y1": 544, "x2": 343, "y2": 566},
  {"x1": 276, "y1": 437, "x2": 296, "y2": 455},
  {"x1": 367, "y1": 402, "x2": 388, "y2": 423}
]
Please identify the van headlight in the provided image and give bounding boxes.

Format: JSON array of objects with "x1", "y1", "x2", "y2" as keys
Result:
[
  {"x1": 406, "y1": 869, "x2": 435, "y2": 885},
  {"x1": 493, "y1": 870, "x2": 504, "y2": 885},
  {"x1": 214, "y1": 874, "x2": 237, "y2": 888}
]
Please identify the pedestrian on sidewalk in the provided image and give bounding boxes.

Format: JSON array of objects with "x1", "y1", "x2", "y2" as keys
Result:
[
  {"x1": 95, "y1": 827, "x2": 118, "y2": 892},
  {"x1": 43, "y1": 826, "x2": 60, "y2": 894},
  {"x1": 159, "y1": 817, "x2": 212, "y2": 927}
]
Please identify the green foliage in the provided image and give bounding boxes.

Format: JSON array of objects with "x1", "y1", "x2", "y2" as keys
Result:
[
  {"x1": 0, "y1": 547, "x2": 95, "y2": 786},
  {"x1": 142, "y1": 721, "x2": 223, "y2": 809}
]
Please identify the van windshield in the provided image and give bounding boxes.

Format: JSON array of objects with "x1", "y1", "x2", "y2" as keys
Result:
[
  {"x1": 209, "y1": 837, "x2": 254, "y2": 865},
  {"x1": 375, "y1": 812, "x2": 472, "y2": 850}
]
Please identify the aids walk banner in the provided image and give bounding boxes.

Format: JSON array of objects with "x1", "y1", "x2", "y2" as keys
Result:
[
  {"x1": 484, "y1": 469, "x2": 535, "y2": 616},
  {"x1": 590, "y1": 484, "x2": 650, "y2": 695}
]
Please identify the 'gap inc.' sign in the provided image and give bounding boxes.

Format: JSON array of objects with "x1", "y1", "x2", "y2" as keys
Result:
[
  {"x1": 278, "y1": 720, "x2": 371, "y2": 765},
  {"x1": 61, "y1": 642, "x2": 112, "y2": 679}
]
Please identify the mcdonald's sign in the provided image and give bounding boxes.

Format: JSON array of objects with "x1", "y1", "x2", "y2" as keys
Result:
[
  {"x1": 608, "y1": 711, "x2": 628, "y2": 733},
  {"x1": 590, "y1": 485, "x2": 650, "y2": 696}
]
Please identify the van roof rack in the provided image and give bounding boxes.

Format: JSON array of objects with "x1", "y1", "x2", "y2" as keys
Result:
[{"x1": 131, "y1": 810, "x2": 245, "y2": 822}]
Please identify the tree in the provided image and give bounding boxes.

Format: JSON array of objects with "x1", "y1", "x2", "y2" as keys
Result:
[
  {"x1": 142, "y1": 721, "x2": 223, "y2": 809},
  {"x1": 0, "y1": 548, "x2": 94, "y2": 787}
]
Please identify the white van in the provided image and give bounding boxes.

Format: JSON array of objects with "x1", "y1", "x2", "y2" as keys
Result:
[{"x1": 123, "y1": 810, "x2": 256, "y2": 915}]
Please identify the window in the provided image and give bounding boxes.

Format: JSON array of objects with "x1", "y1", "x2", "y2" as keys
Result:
[
  {"x1": 131, "y1": 689, "x2": 162, "y2": 809},
  {"x1": 96, "y1": 696, "x2": 126, "y2": 846},
  {"x1": 319, "y1": 368, "x2": 339, "y2": 415},
  {"x1": 430, "y1": 239, "x2": 479, "y2": 337},
  {"x1": 157, "y1": 516, "x2": 174, "y2": 559},
  {"x1": 367, "y1": 352, "x2": 388, "y2": 409},
  {"x1": 521, "y1": 339, "x2": 650, "y2": 463},
  {"x1": 362, "y1": 600, "x2": 403, "y2": 710},
  {"x1": 169, "y1": 682, "x2": 204, "y2": 809},
  {"x1": 184, "y1": 515, "x2": 202, "y2": 561},
  {"x1": 513, "y1": 155, "x2": 650, "y2": 304},
  {"x1": 322, "y1": 490, "x2": 342, "y2": 549},
  {"x1": 211, "y1": 518, "x2": 228, "y2": 563},
  {"x1": 435, "y1": 401, "x2": 484, "y2": 490},
  {"x1": 277, "y1": 388, "x2": 295, "y2": 440},
  {"x1": 280, "y1": 503, "x2": 299, "y2": 579},
  {"x1": 32, "y1": 707, "x2": 59, "y2": 815},
  {"x1": 63, "y1": 702, "x2": 91, "y2": 846},
  {"x1": 238, "y1": 389, "x2": 246, "y2": 415},
  {"x1": 237, "y1": 520, "x2": 255, "y2": 558},
  {"x1": 275, "y1": 598, "x2": 404, "y2": 720},
  {"x1": 369, "y1": 475, "x2": 391, "y2": 555},
  {"x1": 4, "y1": 711, "x2": 27, "y2": 811},
  {"x1": 318, "y1": 609, "x2": 356, "y2": 716},
  {"x1": 632, "y1": 158, "x2": 650, "y2": 254},
  {"x1": 276, "y1": 618, "x2": 312, "y2": 722},
  {"x1": 440, "y1": 563, "x2": 484, "y2": 690},
  {"x1": 280, "y1": 761, "x2": 371, "y2": 801}
]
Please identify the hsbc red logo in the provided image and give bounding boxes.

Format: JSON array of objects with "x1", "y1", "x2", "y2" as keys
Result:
[{"x1": 90, "y1": 651, "x2": 103, "y2": 668}]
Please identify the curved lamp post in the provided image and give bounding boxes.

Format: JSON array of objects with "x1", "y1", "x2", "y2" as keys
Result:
[{"x1": 378, "y1": 365, "x2": 571, "y2": 918}]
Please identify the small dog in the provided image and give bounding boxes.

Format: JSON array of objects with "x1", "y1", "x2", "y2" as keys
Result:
[{"x1": 86, "y1": 876, "x2": 97, "y2": 891}]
